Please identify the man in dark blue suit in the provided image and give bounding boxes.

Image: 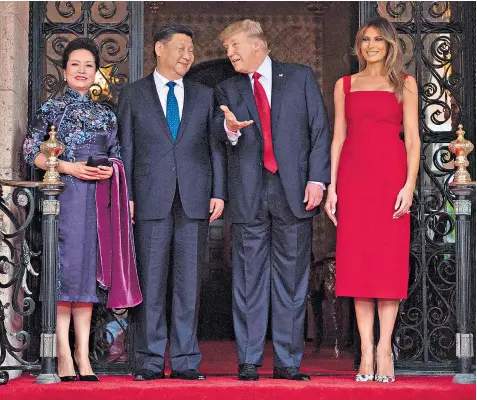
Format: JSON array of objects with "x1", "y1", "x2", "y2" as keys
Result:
[
  {"x1": 117, "y1": 24, "x2": 226, "y2": 381},
  {"x1": 215, "y1": 20, "x2": 331, "y2": 381}
]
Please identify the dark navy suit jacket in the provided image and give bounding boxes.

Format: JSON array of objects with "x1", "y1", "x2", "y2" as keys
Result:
[
  {"x1": 118, "y1": 73, "x2": 226, "y2": 220},
  {"x1": 215, "y1": 61, "x2": 331, "y2": 223}
]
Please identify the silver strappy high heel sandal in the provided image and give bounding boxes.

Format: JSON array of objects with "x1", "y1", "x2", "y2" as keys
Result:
[
  {"x1": 356, "y1": 372, "x2": 375, "y2": 382},
  {"x1": 375, "y1": 352, "x2": 395, "y2": 383},
  {"x1": 355, "y1": 349, "x2": 375, "y2": 382}
]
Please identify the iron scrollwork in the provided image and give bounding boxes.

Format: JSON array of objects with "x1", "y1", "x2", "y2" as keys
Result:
[
  {"x1": 372, "y1": 1, "x2": 474, "y2": 371},
  {"x1": 0, "y1": 184, "x2": 40, "y2": 384},
  {"x1": 26, "y1": 1, "x2": 135, "y2": 376},
  {"x1": 42, "y1": 1, "x2": 130, "y2": 104}
]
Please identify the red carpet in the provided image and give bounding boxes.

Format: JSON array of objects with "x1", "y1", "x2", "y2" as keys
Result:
[{"x1": 1, "y1": 341, "x2": 475, "y2": 400}]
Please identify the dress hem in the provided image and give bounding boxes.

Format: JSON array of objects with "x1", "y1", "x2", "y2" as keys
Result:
[
  {"x1": 57, "y1": 295, "x2": 102, "y2": 303},
  {"x1": 336, "y1": 293, "x2": 407, "y2": 300}
]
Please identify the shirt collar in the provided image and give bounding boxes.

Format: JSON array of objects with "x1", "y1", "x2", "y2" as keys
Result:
[
  {"x1": 154, "y1": 69, "x2": 184, "y2": 88},
  {"x1": 248, "y1": 55, "x2": 272, "y2": 81}
]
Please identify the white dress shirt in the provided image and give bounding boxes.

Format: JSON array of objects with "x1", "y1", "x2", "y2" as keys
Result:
[
  {"x1": 224, "y1": 56, "x2": 272, "y2": 143},
  {"x1": 223, "y1": 57, "x2": 325, "y2": 189},
  {"x1": 153, "y1": 69, "x2": 185, "y2": 119}
]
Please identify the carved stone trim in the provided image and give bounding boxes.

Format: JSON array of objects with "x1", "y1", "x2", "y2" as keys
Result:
[
  {"x1": 307, "y1": 1, "x2": 332, "y2": 17},
  {"x1": 456, "y1": 333, "x2": 474, "y2": 358},
  {"x1": 42, "y1": 200, "x2": 60, "y2": 216},
  {"x1": 39, "y1": 333, "x2": 57, "y2": 358},
  {"x1": 454, "y1": 200, "x2": 472, "y2": 215}
]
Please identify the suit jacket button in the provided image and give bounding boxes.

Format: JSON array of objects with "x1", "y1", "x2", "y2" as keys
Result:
[{"x1": 172, "y1": 167, "x2": 176, "y2": 171}]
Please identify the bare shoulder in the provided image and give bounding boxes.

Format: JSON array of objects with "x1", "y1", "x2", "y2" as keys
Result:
[
  {"x1": 404, "y1": 75, "x2": 418, "y2": 93},
  {"x1": 335, "y1": 77, "x2": 344, "y2": 89}
]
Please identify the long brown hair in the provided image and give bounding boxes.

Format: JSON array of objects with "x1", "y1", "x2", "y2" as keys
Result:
[{"x1": 354, "y1": 17, "x2": 405, "y2": 101}]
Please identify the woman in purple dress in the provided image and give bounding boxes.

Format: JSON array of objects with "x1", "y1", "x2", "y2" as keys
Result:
[{"x1": 24, "y1": 38, "x2": 141, "y2": 382}]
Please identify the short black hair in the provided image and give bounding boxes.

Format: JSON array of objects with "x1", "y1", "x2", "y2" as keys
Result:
[
  {"x1": 62, "y1": 37, "x2": 100, "y2": 70},
  {"x1": 153, "y1": 24, "x2": 194, "y2": 60}
]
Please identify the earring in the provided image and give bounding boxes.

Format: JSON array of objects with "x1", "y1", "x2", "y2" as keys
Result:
[{"x1": 64, "y1": 77, "x2": 66, "y2": 81}]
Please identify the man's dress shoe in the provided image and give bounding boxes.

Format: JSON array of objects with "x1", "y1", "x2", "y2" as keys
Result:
[
  {"x1": 170, "y1": 369, "x2": 206, "y2": 380},
  {"x1": 133, "y1": 370, "x2": 165, "y2": 381},
  {"x1": 273, "y1": 366, "x2": 311, "y2": 381},
  {"x1": 238, "y1": 363, "x2": 259, "y2": 381}
]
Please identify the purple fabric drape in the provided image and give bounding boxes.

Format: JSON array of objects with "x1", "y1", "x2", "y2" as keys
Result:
[{"x1": 96, "y1": 158, "x2": 142, "y2": 308}]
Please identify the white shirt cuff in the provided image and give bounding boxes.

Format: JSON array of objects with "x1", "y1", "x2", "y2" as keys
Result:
[
  {"x1": 224, "y1": 119, "x2": 241, "y2": 145},
  {"x1": 308, "y1": 181, "x2": 326, "y2": 190}
]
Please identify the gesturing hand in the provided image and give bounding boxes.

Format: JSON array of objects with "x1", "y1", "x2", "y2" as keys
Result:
[
  {"x1": 220, "y1": 105, "x2": 254, "y2": 132},
  {"x1": 393, "y1": 185, "x2": 413, "y2": 219},
  {"x1": 324, "y1": 188, "x2": 338, "y2": 226}
]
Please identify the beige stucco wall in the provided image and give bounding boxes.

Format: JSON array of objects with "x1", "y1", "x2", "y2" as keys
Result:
[
  {"x1": 0, "y1": 1, "x2": 29, "y2": 379},
  {"x1": 0, "y1": 1, "x2": 29, "y2": 180}
]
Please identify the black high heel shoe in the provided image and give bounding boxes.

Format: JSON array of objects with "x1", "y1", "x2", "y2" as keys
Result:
[
  {"x1": 73, "y1": 355, "x2": 100, "y2": 382},
  {"x1": 59, "y1": 375, "x2": 77, "y2": 382},
  {"x1": 58, "y1": 355, "x2": 77, "y2": 382},
  {"x1": 78, "y1": 374, "x2": 99, "y2": 382}
]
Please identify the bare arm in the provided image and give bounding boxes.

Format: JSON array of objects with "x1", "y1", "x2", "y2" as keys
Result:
[
  {"x1": 393, "y1": 75, "x2": 420, "y2": 219},
  {"x1": 324, "y1": 78, "x2": 347, "y2": 226},
  {"x1": 402, "y1": 76, "x2": 420, "y2": 189}
]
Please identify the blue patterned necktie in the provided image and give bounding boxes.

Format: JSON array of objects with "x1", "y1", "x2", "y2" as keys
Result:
[{"x1": 166, "y1": 81, "x2": 180, "y2": 141}]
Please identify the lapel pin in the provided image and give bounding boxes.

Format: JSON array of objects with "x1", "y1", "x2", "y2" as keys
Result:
[{"x1": 279, "y1": 74, "x2": 283, "y2": 77}]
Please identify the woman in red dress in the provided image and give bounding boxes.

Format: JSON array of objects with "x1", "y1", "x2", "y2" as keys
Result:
[{"x1": 324, "y1": 17, "x2": 420, "y2": 383}]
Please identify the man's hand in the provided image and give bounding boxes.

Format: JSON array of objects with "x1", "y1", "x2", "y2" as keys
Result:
[
  {"x1": 129, "y1": 200, "x2": 135, "y2": 225},
  {"x1": 303, "y1": 183, "x2": 324, "y2": 211},
  {"x1": 220, "y1": 105, "x2": 254, "y2": 132},
  {"x1": 209, "y1": 198, "x2": 224, "y2": 222}
]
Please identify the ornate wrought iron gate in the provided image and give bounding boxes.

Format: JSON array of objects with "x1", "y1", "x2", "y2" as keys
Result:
[
  {"x1": 360, "y1": 1, "x2": 476, "y2": 372},
  {"x1": 3, "y1": 1, "x2": 472, "y2": 378},
  {"x1": 26, "y1": 1, "x2": 143, "y2": 374}
]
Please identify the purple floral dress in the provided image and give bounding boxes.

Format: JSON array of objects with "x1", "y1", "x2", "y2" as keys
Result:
[{"x1": 24, "y1": 88, "x2": 119, "y2": 303}]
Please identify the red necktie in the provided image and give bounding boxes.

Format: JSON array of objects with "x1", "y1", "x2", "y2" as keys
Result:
[{"x1": 253, "y1": 72, "x2": 278, "y2": 173}]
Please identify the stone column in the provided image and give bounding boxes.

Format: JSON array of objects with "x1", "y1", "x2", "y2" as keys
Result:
[{"x1": 0, "y1": 1, "x2": 30, "y2": 379}]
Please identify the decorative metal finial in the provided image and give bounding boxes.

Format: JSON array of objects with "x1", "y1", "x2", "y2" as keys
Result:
[
  {"x1": 39, "y1": 125, "x2": 65, "y2": 185},
  {"x1": 449, "y1": 124, "x2": 474, "y2": 185}
]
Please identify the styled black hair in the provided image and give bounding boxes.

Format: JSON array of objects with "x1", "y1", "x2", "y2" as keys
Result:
[
  {"x1": 62, "y1": 37, "x2": 100, "y2": 70},
  {"x1": 153, "y1": 23, "x2": 194, "y2": 60}
]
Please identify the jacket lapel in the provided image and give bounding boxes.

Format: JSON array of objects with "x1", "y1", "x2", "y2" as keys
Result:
[
  {"x1": 271, "y1": 61, "x2": 284, "y2": 134},
  {"x1": 237, "y1": 74, "x2": 263, "y2": 136},
  {"x1": 142, "y1": 73, "x2": 173, "y2": 143},
  {"x1": 175, "y1": 79, "x2": 199, "y2": 143}
]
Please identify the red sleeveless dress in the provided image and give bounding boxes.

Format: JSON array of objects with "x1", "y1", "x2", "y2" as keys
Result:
[{"x1": 335, "y1": 75, "x2": 410, "y2": 299}]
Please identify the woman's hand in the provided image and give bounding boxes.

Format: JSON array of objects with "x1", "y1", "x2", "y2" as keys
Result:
[
  {"x1": 393, "y1": 185, "x2": 414, "y2": 219},
  {"x1": 96, "y1": 165, "x2": 113, "y2": 180},
  {"x1": 324, "y1": 187, "x2": 338, "y2": 226},
  {"x1": 62, "y1": 161, "x2": 101, "y2": 181}
]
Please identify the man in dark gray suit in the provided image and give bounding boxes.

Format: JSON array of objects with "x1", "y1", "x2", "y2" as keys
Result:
[
  {"x1": 118, "y1": 24, "x2": 226, "y2": 381},
  {"x1": 215, "y1": 19, "x2": 331, "y2": 381}
]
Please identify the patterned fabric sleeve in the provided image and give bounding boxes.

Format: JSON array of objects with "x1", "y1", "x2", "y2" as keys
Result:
[{"x1": 23, "y1": 105, "x2": 52, "y2": 166}]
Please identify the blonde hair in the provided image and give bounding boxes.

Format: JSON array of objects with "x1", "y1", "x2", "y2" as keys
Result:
[
  {"x1": 219, "y1": 19, "x2": 270, "y2": 54},
  {"x1": 354, "y1": 17, "x2": 405, "y2": 101}
]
